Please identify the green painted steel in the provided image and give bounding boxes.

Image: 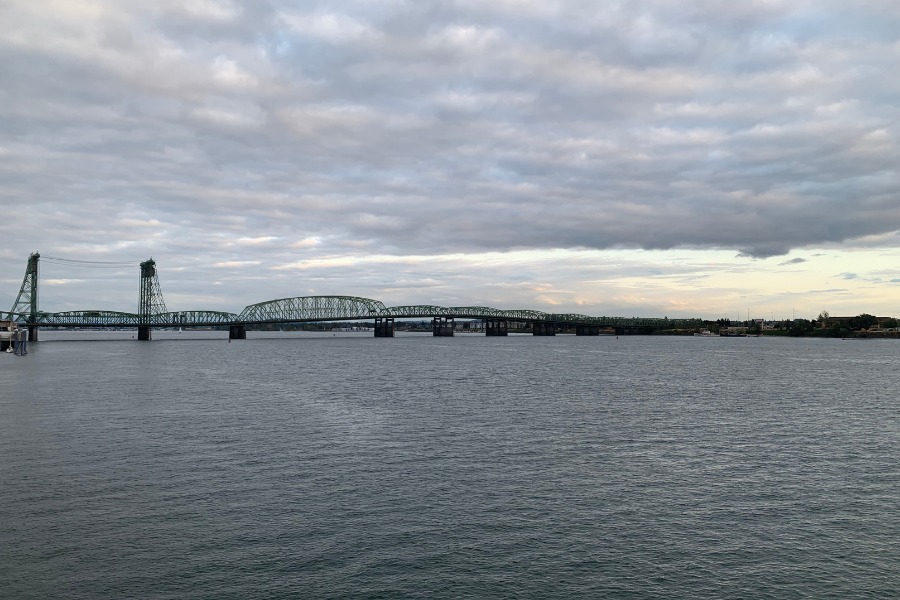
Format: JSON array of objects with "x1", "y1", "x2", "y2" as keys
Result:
[
  {"x1": 139, "y1": 259, "x2": 167, "y2": 322},
  {"x1": 7, "y1": 253, "x2": 705, "y2": 331},
  {"x1": 35, "y1": 310, "x2": 139, "y2": 327},
  {"x1": 13, "y1": 303, "x2": 704, "y2": 330},
  {"x1": 380, "y1": 305, "x2": 451, "y2": 318},
  {"x1": 152, "y1": 311, "x2": 239, "y2": 326},
  {"x1": 9, "y1": 252, "x2": 39, "y2": 324},
  {"x1": 239, "y1": 295, "x2": 388, "y2": 324},
  {"x1": 0, "y1": 311, "x2": 28, "y2": 321},
  {"x1": 30, "y1": 310, "x2": 240, "y2": 328}
]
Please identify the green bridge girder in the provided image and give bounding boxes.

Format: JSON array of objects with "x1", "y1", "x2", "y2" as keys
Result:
[
  {"x1": 9, "y1": 296, "x2": 703, "y2": 331},
  {"x1": 238, "y1": 295, "x2": 388, "y2": 324},
  {"x1": 0, "y1": 311, "x2": 26, "y2": 321},
  {"x1": 7, "y1": 255, "x2": 704, "y2": 333},
  {"x1": 153, "y1": 311, "x2": 239, "y2": 326},
  {"x1": 35, "y1": 310, "x2": 140, "y2": 327},
  {"x1": 29, "y1": 310, "x2": 241, "y2": 328}
]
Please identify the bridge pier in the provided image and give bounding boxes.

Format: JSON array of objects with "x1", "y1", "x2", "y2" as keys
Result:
[
  {"x1": 374, "y1": 317, "x2": 394, "y2": 337},
  {"x1": 229, "y1": 325, "x2": 246, "y2": 340},
  {"x1": 137, "y1": 326, "x2": 152, "y2": 341},
  {"x1": 27, "y1": 325, "x2": 38, "y2": 342},
  {"x1": 432, "y1": 317, "x2": 454, "y2": 337},
  {"x1": 576, "y1": 325, "x2": 600, "y2": 336},
  {"x1": 533, "y1": 321, "x2": 557, "y2": 336},
  {"x1": 485, "y1": 319, "x2": 508, "y2": 336}
]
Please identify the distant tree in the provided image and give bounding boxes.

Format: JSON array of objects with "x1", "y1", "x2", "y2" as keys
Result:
[
  {"x1": 881, "y1": 317, "x2": 898, "y2": 329},
  {"x1": 850, "y1": 313, "x2": 878, "y2": 331},
  {"x1": 824, "y1": 322, "x2": 845, "y2": 338},
  {"x1": 789, "y1": 319, "x2": 814, "y2": 336},
  {"x1": 818, "y1": 310, "x2": 830, "y2": 326}
]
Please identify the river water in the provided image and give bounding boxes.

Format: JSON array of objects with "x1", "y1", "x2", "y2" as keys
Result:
[{"x1": 1, "y1": 332, "x2": 897, "y2": 598}]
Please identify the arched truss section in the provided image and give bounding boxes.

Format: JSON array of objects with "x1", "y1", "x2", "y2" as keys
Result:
[
  {"x1": 446, "y1": 306, "x2": 501, "y2": 318},
  {"x1": 378, "y1": 306, "x2": 554, "y2": 321},
  {"x1": 494, "y1": 309, "x2": 550, "y2": 321},
  {"x1": 442, "y1": 307, "x2": 551, "y2": 321},
  {"x1": 151, "y1": 311, "x2": 239, "y2": 326},
  {"x1": 238, "y1": 296, "x2": 388, "y2": 324},
  {"x1": 548, "y1": 313, "x2": 594, "y2": 324},
  {"x1": 380, "y1": 305, "x2": 451, "y2": 318},
  {"x1": 38, "y1": 310, "x2": 139, "y2": 327}
]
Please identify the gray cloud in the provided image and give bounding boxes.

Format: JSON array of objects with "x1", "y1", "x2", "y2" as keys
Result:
[{"x1": 2, "y1": 0, "x2": 899, "y2": 312}]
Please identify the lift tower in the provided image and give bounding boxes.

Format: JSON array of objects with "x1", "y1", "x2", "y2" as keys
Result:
[
  {"x1": 10, "y1": 252, "x2": 40, "y2": 341},
  {"x1": 138, "y1": 259, "x2": 167, "y2": 341}
]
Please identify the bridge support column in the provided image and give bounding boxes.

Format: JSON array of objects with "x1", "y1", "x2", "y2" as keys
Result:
[
  {"x1": 374, "y1": 317, "x2": 394, "y2": 337},
  {"x1": 485, "y1": 319, "x2": 508, "y2": 336},
  {"x1": 27, "y1": 325, "x2": 38, "y2": 342},
  {"x1": 137, "y1": 326, "x2": 152, "y2": 341},
  {"x1": 229, "y1": 325, "x2": 246, "y2": 340},
  {"x1": 432, "y1": 317, "x2": 454, "y2": 336},
  {"x1": 533, "y1": 321, "x2": 556, "y2": 336},
  {"x1": 576, "y1": 325, "x2": 600, "y2": 336}
]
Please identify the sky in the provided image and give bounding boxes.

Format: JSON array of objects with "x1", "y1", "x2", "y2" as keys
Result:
[{"x1": 1, "y1": 0, "x2": 899, "y2": 320}]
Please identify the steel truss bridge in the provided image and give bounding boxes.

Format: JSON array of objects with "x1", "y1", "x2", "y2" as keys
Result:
[{"x1": 4, "y1": 253, "x2": 702, "y2": 340}]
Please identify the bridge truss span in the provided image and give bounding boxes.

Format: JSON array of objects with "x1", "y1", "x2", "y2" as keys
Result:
[
  {"x1": 378, "y1": 306, "x2": 552, "y2": 322},
  {"x1": 380, "y1": 305, "x2": 451, "y2": 318},
  {"x1": 6, "y1": 253, "x2": 707, "y2": 338},
  {"x1": 547, "y1": 313, "x2": 596, "y2": 324},
  {"x1": 151, "y1": 311, "x2": 239, "y2": 327},
  {"x1": 238, "y1": 295, "x2": 389, "y2": 324},
  {"x1": 36, "y1": 310, "x2": 140, "y2": 328},
  {"x1": 492, "y1": 309, "x2": 550, "y2": 321}
]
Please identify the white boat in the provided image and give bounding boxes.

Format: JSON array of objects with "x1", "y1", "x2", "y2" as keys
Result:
[
  {"x1": 694, "y1": 330, "x2": 715, "y2": 337},
  {"x1": 0, "y1": 319, "x2": 22, "y2": 351}
]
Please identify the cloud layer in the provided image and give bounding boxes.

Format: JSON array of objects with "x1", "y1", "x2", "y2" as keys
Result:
[{"x1": 1, "y1": 1, "x2": 898, "y2": 315}]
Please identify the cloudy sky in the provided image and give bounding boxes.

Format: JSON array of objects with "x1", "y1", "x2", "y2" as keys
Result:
[{"x1": 2, "y1": 0, "x2": 899, "y2": 320}]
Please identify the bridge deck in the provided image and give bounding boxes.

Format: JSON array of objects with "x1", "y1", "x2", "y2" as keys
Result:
[{"x1": 9, "y1": 296, "x2": 701, "y2": 330}]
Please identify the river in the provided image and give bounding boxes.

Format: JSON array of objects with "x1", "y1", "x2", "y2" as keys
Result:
[{"x1": 1, "y1": 332, "x2": 897, "y2": 598}]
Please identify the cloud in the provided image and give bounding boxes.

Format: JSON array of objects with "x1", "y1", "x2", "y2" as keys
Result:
[
  {"x1": 780, "y1": 257, "x2": 807, "y2": 265},
  {"x1": 2, "y1": 0, "x2": 900, "y2": 316}
]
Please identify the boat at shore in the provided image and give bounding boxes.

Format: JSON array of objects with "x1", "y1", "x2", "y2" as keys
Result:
[
  {"x1": 1, "y1": 319, "x2": 23, "y2": 351},
  {"x1": 694, "y1": 330, "x2": 715, "y2": 337}
]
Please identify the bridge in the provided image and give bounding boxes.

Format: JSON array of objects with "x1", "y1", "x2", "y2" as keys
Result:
[{"x1": 3, "y1": 252, "x2": 702, "y2": 342}]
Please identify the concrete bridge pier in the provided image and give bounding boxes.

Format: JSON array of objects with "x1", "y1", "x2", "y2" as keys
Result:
[
  {"x1": 229, "y1": 325, "x2": 246, "y2": 340},
  {"x1": 533, "y1": 321, "x2": 557, "y2": 336},
  {"x1": 485, "y1": 319, "x2": 508, "y2": 336},
  {"x1": 374, "y1": 317, "x2": 394, "y2": 337},
  {"x1": 28, "y1": 325, "x2": 38, "y2": 342},
  {"x1": 137, "y1": 326, "x2": 152, "y2": 341},
  {"x1": 432, "y1": 317, "x2": 454, "y2": 336},
  {"x1": 576, "y1": 325, "x2": 600, "y2": 336}
]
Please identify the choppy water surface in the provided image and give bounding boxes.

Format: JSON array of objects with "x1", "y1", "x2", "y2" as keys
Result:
[{"x1": 1, "y1": 333, "x2": 898, "y2": 598}]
